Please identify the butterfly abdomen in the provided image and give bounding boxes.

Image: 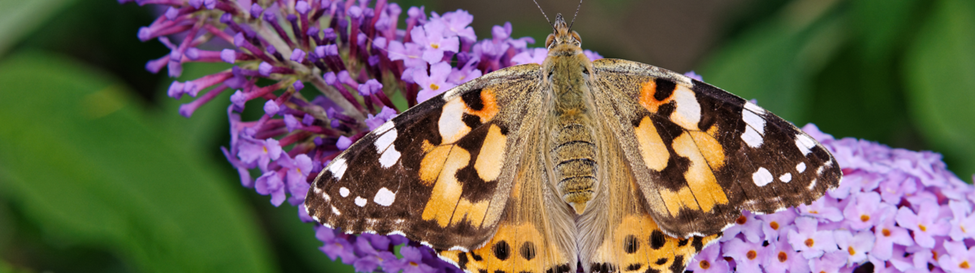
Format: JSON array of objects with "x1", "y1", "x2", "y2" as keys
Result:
[{"x1": 547, "y1": 50, "x2": 601, "y2": 215}]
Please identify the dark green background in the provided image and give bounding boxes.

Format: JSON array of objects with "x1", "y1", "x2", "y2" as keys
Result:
[{"x1": 1, "y1": 0, "x2": 972, "y2": 272}]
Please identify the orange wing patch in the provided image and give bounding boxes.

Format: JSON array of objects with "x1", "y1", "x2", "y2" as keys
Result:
[
  {"x1": 438, "y1": 88, "x2": 502, "y2": 144},
  {"x1": 665, "y1": 131, "x2": 729, "y2": 215},
  {"x1": 633, "y1": 116, "x2": 669, "y2": 172},
  {"x1": 474, "y1": 124, "x2": 507, "y2": 182},
  {"x1": 439, "y1": 222, "x2": 571, "y2": 273},
  {"x1": 638, "y1": 79, "x2": 702, "y2": 131},
  {"x1": 590, "y1": 214, "x2": 720, "y2": 273},
  {"x1": 420, "y1": 146, "x2": 471, "y2": 227}
]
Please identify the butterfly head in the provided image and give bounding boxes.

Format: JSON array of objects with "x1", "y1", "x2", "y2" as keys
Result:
[{"x1": 545, "y1": 13, "x2": 582, "y2": 51}]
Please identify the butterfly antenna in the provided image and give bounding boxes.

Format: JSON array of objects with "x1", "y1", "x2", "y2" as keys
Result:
[
  {"x1": 569, "y1": 0, "x2": 583, "y2": 29},
  {"x1": 532, "y1": 0, "x2": 553, "y2": 30}
]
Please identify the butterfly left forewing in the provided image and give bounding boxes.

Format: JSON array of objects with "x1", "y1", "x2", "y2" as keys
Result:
[{"x1": 589, "y1": 58, "x2": 841, "y2": 238}]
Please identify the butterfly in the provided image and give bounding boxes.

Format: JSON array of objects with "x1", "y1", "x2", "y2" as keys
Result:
[{"x1": 305, "y1": 12, "x2": 840, "y2": 273}]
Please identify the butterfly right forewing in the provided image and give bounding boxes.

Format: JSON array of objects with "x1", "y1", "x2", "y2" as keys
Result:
[{"x1": 589, "y1": 58, "x2": 841, "y2": 239}]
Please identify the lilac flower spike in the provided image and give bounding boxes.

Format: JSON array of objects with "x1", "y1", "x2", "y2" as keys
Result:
[{"x1": 126, "y1": 0, "x2": 975, "y2": 271}]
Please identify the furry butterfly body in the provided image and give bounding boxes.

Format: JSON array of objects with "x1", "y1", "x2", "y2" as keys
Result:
[{"x1": 306, "y1": 14, "x2": 840, "y2": 273}]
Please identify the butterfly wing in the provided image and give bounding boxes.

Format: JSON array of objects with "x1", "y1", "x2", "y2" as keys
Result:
[
  {"x1": 589, "y1": 58, "x2": 841, "y2": 238},
  {"x1": 577, "y1": 117, "x2": 721, "y2": 273},
  {"x1": 306, "y1": 64, "x2": 547, "y2": 251},
  {"x1": 438, "y1": 131, "x2": 578, "y2": 273}
]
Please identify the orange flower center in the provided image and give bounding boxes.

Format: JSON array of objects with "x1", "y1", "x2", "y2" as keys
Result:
[
  {"x1": 882, "y1": 228, "x2": 891, "y2": 237},
  {"x1": 961, "y1": 261, "x2": 970, "y2": 269},
  {"x1": 770, "y1": 221, "x2": 779, "y2": 230},
  {"x1": 747, "y1": 250, "x2": 757, "y2": 260},
  {"x1": 848, "y1": 247, "x2": 856, "y2": 255},
  {"x1": 805, "y1": 238, "x2": 814, "y2": 247},
  {"x1": 699, "y1": 260, "x2": 711, "y2": 269},
  {"x1": 777, "y1": 251, "x2": 788, "y2": 262},
  {"x1": 736, "y1": 215, "x2": 747, "y2": 225},
  {"x1": 860, "y1": 215, "x2": 870, "y2": 222},
  {"x1": 919, "y1": 224, "x2": 927, "y2": 232},
  {"x1": 431, "y1": 43, "x2": 440, "y2": 49},
  {"x1": 430, "y1": 83, "x2": 440, "y2": 90}
]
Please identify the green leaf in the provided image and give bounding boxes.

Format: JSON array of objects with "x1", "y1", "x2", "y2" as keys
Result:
[
  {"x1": 700, "y1": 0, "x2": 847, "y2": 123},
  {"x1": 851, "y1": 0, "x2": 922, "y2": 62},
  {"x1": 0, "y1": 51, "x2": 276, "y2": 273},
  {"x1": 0, "y1": 0, "x2": 76, "y2": 55},
  {"x1": 905, "y1": 0, "x2": 975, "y2": 177}
]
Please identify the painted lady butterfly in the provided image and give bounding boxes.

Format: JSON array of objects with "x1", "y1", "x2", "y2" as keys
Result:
[{"x1": 306, "y1": 12, "x2": 840, "y2": 273}]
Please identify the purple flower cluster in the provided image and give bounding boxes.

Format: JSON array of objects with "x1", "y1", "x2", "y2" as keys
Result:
[
  {"x1": 689, "y1": 124, "x2": 975, "y2": 273},
  {"x1": 122, "y1": 0, "x2": 589, "y2": 271},
  {"x1": 125, "y1": 0, "x2": 974, "y2": 272}
]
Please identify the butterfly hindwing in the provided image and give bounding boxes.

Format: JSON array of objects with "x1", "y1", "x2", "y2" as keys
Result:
[
  {"x1": 577, "y1": 119, "x2": 721, "y2": 273},
  {"x1": 590, "y1": 58, "x2": 841, "y2": 238},
  {"x1": 305, "y1": 64, "x2": 546, "y2": 251},
  {"x1": 439, "y1": 133, "x2": 578, "y2": 273}
]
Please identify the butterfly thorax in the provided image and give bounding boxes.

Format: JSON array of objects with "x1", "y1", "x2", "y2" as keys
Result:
[{"x1": 543, "y1": 14, "x2": 599, "y2": 215}]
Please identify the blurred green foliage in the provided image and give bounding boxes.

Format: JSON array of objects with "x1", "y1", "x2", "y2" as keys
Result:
[{"x1": 0, "y1": 0, "x2": 972, "y2": 272}]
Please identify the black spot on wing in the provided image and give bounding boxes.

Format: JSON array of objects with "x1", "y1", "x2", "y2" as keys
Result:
[
  {"x1": 653, "y1": 78, "x2": 676, "y2": 101},
  {"x1": 656, "y1": 101, "x2": 676, "y2": 117},
  {"x1": 590, "y1": 263, "x2": 613, "y2": 273},
  {"x1": 624, "y1": 234, "x2": 640, "y2": 254},
  {"x1": 650, "y1": 230, "x2": 666, "y2": 250},
  {"x1": 461, "y1": 88, "x2": 485, "y2": 111},
  {"x1": 493, "y1": 241, "x2": 511, "y2": 261},
  {"x1": 458, "y1": 252, "x2": 470, "y2": 270},
  {"x1": 692, "y1": 236, "x2": 704, "y2": 252},
  {"x1": 453, "y1": 122, "x2": 501, "y2": 202},
  {"x1": 668, "y1": 255, "x2": 684, "y2": 273},
  {"x1": 546, "y1": 264, "x2": 571, "y2": 273},
  {"x1": 520, "y1": 241, "x2": 536, "y2": 260},
  {"x1": 462, "y1": 113, "x2": 482, "y2": 129},
  {"x1": 626, "y1": 263, "x2": 643, "y2": 271}
]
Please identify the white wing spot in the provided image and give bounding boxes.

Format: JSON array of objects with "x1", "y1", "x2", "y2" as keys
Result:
[
  {"x1": 355, "y1": 196, "x2": 368, "y2": 207},
  {"x1": 438, "y1": 99, "x2": 467, "y2": 143},
  {"x1": 373, "y1": 187, "x2": 396, "y2": 207},
  {"x1": 331, "y1": 205, "x2": 342, "y2": 215},
  {"x1": 744, "y1": 101, "x2": 766, "y2": 114},
  {"x1": 817, "y1": 166, "x2": 825, "y2": 175},
  {"x1": 742, "y1": 107, "x2": 765, "y2": 134},
  {"x1": 339, "y1": 187, "x2": 350, "y2": 197},
  {"x1": 795, "y1": 134, "x2": 816, "y2": 156},
  {"x1": 375, "y1": 127, "x2": 401, "y2": 168},
  {"x1": 328, "y1": 157, "x2": 348, "y2": 180},
  {"x1": 321, "y1": 192, "x2": 331, "y2": 202},
  {"x1": 378, "y1": 145, "x2": 401, "y2": 168},
  {"x1": 808, "y1": 179, "x2": 818, "y2": 190},
  {"x1": 740, "y1": 102, "x2": 766, "y2": 148},
  {"x1": 796, "y1": 162, "x2": 807, "y2": 173},
  {"x1": 376, "y1": 120, "x2": 395, "y2": 134},
  {"x1": 753, "y1": 167, "x2": 774, "y2": 187},
  {"x1": 779, "y1": 173, "x2": 792, "y2": 183},
  {"x1": 374, "y1": 127, "x2": 397, "y2": 153},
  {"x1": 671, "y1": 87, "x2": 702, "y2": 129},
  {"x1": 742, "y1": 127, "x2": 764, "y2": 148}
]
